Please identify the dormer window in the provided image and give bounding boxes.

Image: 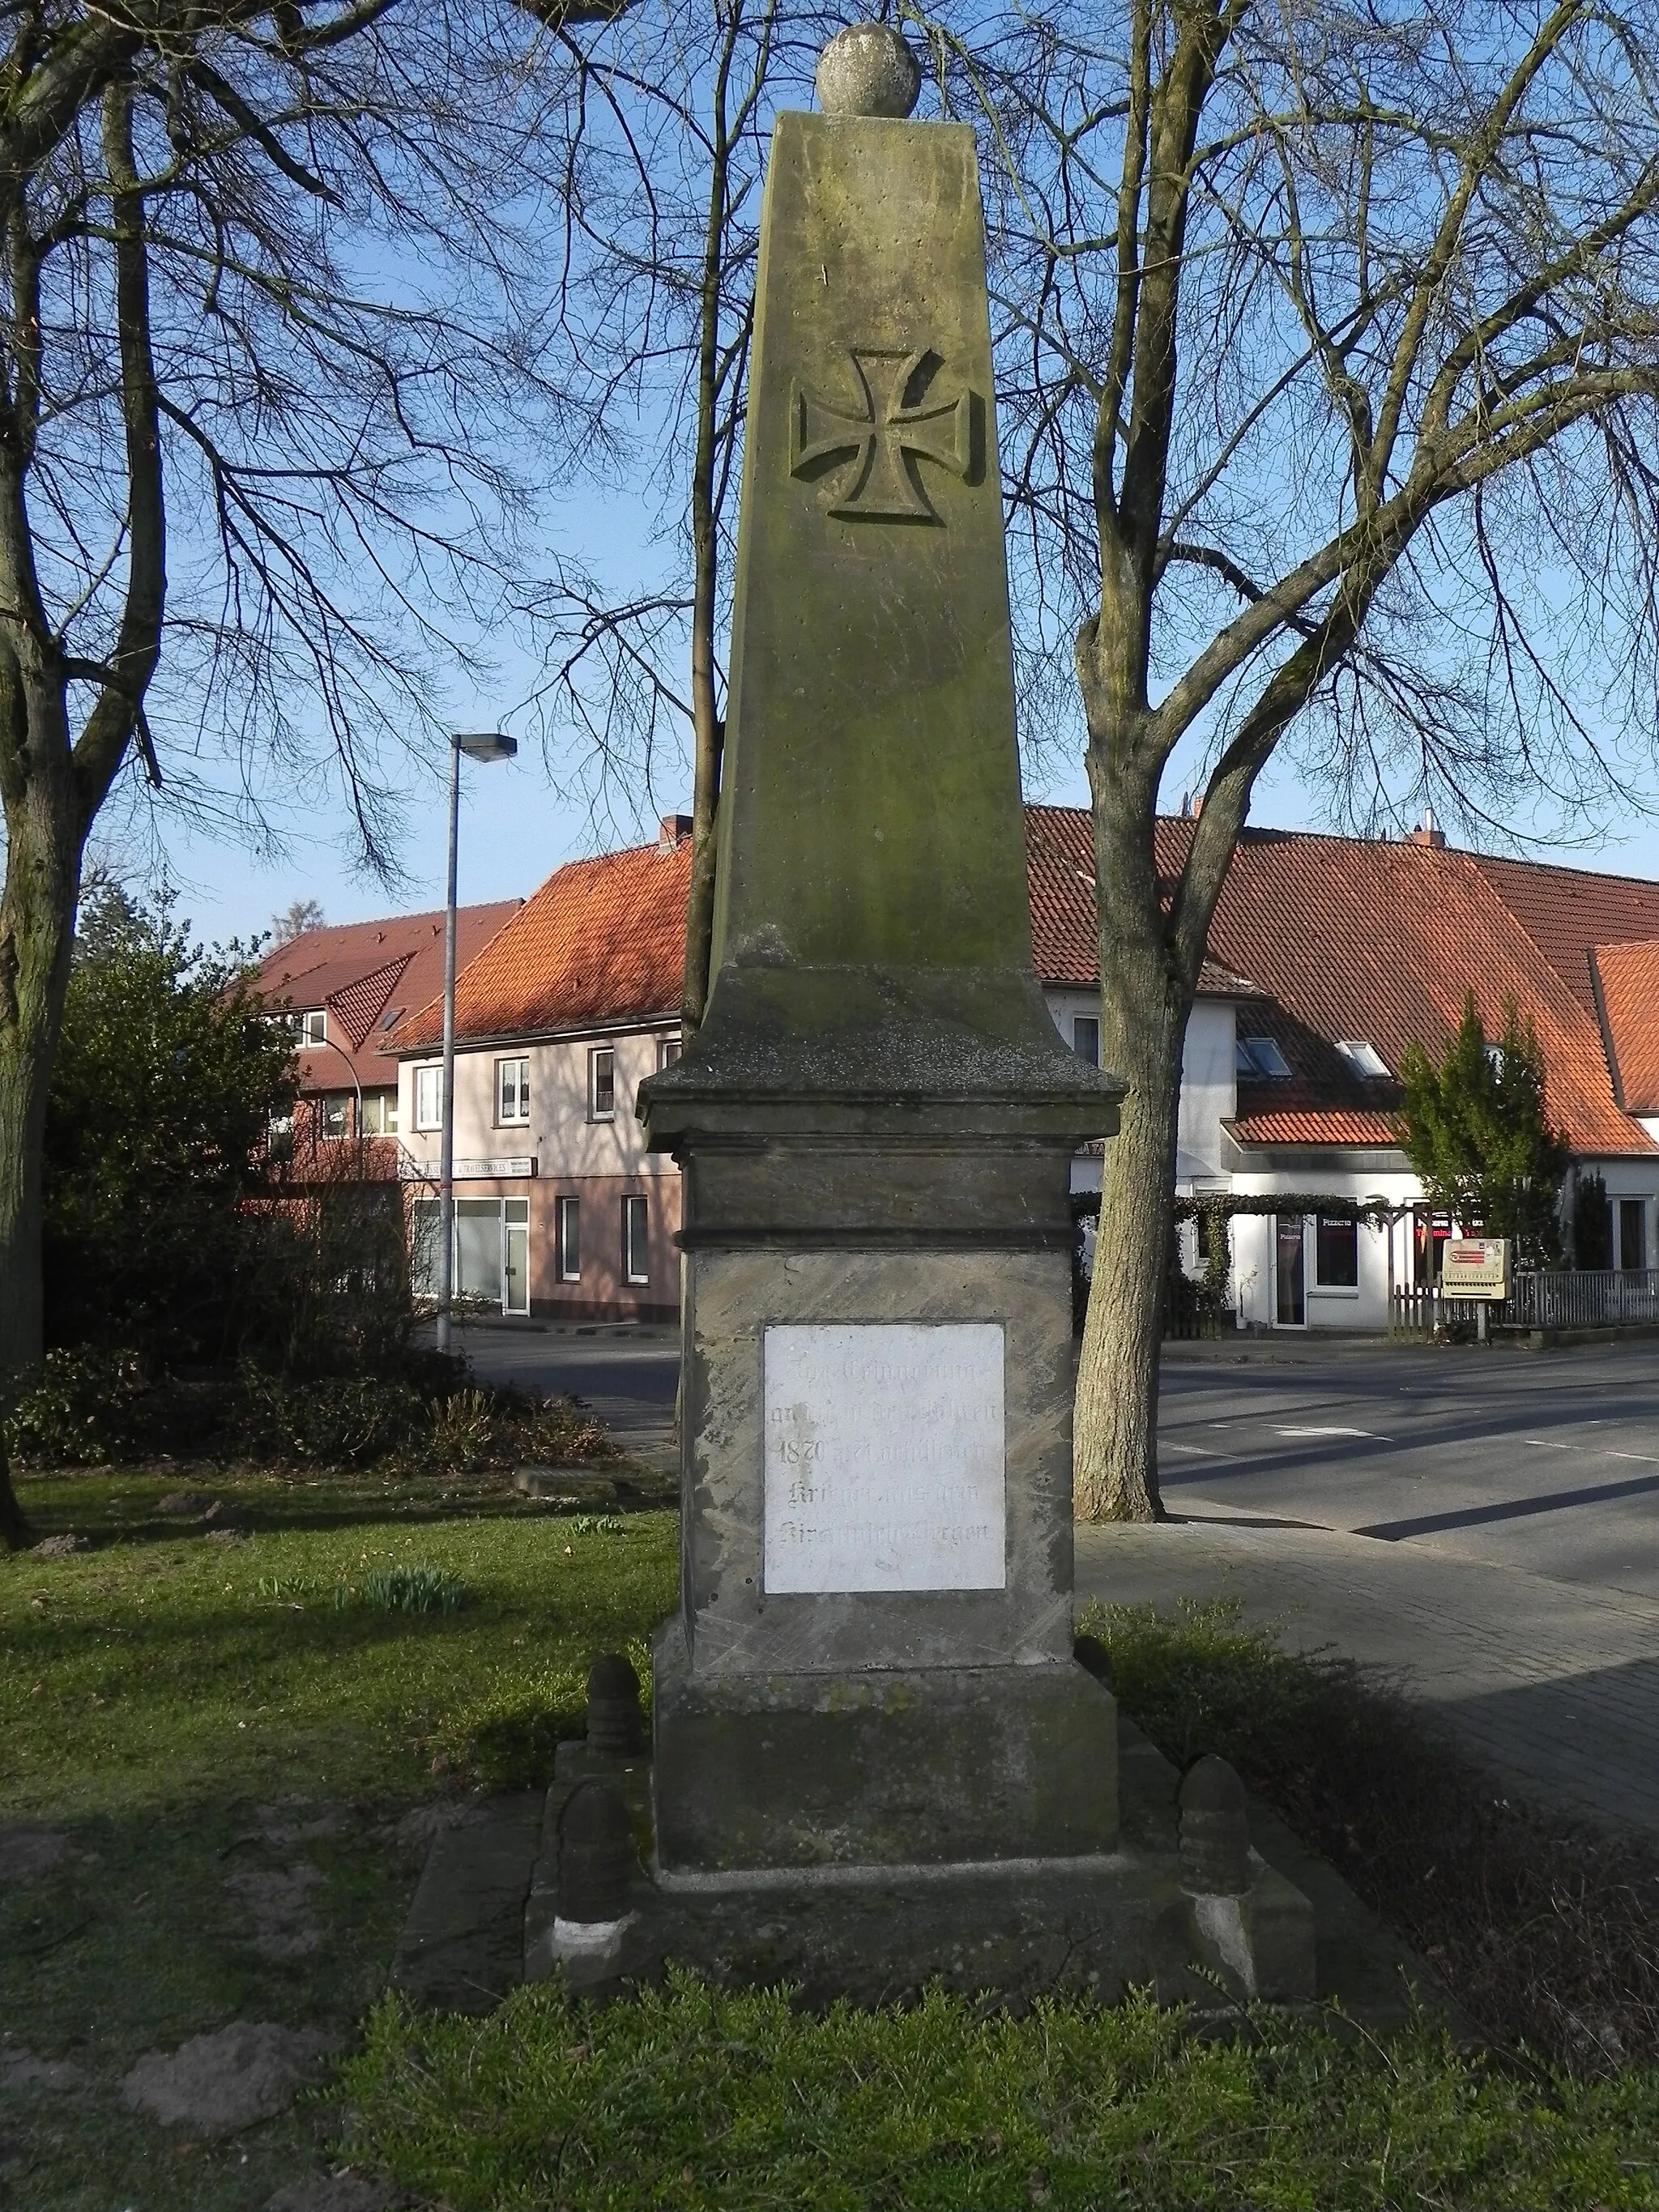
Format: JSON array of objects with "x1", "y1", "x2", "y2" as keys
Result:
[
  {"x1": 1335, "y1": 1039, "x2": 1389, "y2": 1079},
  {"x1": 282, "y1": 1008, "x2": 326, "y2": 1046},
  {"x1": 1236, "y1": 1034, "x2": 1291, "y2": 1078}
]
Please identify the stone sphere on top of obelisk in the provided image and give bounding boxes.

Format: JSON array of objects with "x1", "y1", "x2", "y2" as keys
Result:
[{"x1": 814, "y1": 20, "x2": 923, "y2": 117}]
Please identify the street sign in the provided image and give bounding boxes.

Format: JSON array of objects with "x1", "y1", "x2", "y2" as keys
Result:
[{"x1": 1443, "y1": 1237, "x2": 1509, "y2": 1300}]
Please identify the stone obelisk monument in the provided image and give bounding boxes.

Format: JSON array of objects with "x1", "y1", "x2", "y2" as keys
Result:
[{"x1": 639, "y1": 26, "x2": 1125, "y2": 1875}]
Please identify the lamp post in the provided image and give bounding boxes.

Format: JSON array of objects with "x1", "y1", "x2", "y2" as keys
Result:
[
  {"x1": 437, "y1": 729, "x2": 517, "y2": 1355},
  {"x1": 309, "y1": 1032, "x2": 362, "y2": 1139}
]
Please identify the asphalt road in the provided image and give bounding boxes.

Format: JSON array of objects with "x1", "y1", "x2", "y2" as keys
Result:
[
  {"x1": 1158, "y1": 1336, "x2": 1659, "y2": 1600},
  {"x1": 444, "y1": 1321, "x2": 680, "y2": 1467},
  {"x1": 447, "y1": 1319, "x2": 1659, "y2": 1600}
]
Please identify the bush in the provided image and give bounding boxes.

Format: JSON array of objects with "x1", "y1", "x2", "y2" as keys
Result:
[
  {"x1": 231, "y1": 1370, "x2": 429, "y2": 1466},
  {"x1": 37, "y1": 884, "x2": 422, "y2": 1383},
  {"x1": 2, "y1": 1349, "x2": 616, "y2": 1477},
  {"x1": 1, "y1": 1346, "x2": 155, "y2": 1465}
]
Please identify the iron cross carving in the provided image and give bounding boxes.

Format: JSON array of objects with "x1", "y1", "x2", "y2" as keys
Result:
[{"x1": 788, "y1": 347, "x2": 976, "y2": 522}]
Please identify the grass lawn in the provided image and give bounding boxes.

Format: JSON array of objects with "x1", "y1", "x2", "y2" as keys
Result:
[
  {"x1": 1, "y1": 1463, "x2": 676, "y2": 2209},
  {"x1": 6, "y1": 1464, "x2": 1659, "y2": 2210}
]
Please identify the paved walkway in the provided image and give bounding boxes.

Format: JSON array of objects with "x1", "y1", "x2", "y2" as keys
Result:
[{"x1": 1076, "y1": 1520, "x2": 1659, "y2": 1837}]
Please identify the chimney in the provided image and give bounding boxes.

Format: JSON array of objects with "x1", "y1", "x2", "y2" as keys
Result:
[
  {"x1": 1407, "y1": 805, "x2": 1446, "y2": 850},
  {"x1": 659, "y1": 812, "x2": 695, "y2": 850}
]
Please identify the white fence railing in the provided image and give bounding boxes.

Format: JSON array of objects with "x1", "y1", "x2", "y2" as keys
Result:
[
  {"x1": 1390, "y1": 1269, "x2": 1659, "y2": 1336},
  {"x1": 1508, "y1": 1268, "x2": 1659, "y2": 1331}
]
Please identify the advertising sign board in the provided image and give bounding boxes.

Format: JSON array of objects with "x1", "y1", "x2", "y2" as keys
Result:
[{"x1": 1442, "y1": 1237, "x2": 1509, "y2": 1301}]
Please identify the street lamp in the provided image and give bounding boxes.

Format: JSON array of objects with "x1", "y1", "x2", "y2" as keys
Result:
[{"x1": 437, "y1": 729, "x2": 518, "y2": 1355}]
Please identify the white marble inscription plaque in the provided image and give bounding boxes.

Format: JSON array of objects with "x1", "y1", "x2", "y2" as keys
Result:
[{"x1": 762, "y1": 1323, "x2": 1005, "y2": 1593}]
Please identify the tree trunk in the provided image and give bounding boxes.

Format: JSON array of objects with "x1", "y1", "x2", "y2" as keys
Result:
[
  {"x1": 0, "y1": 675, "x2": 80, "y2": 1548},
  {"x1": 1074, "y1": 972, "x2": 1186, "y2": 1521},
  {"x1": 1073, "y1": 742, "x2": 1189, "y2": 1523}
]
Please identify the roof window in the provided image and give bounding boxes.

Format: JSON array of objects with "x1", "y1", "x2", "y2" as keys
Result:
[
  {"x1": 1236, "y1": 1034, "x2": 1291, "y2": 1078},
  {"x1": 1334, "y1": 1039, "x2": 1389, "y2": 1079}
]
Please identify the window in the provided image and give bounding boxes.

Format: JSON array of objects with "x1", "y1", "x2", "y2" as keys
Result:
[
  {"x1": 1236, "y1": 1034, "x2": 1292, "y2": 1078},
  {"x1": 589, "y1": 1046, "x2": 616, "y2": 1121},
  {"x1": 318, "y1": 1092, "x2": 351, "y2": 1140},
  {"x1": 1620, "y1": 1198, "x2": 1648, "y2": 1272},
  {"x1": 658, "y1": 1034, "x2": 683, "y2": 1071},
  {"x1": 415, "y1": 1064, "x2": 443, "y2": 1130},
  {"x1": 557, "y1": 1197, "x2": 582, "y2": 1282},
  {"x1": 288, "y1": 1008, "x2": 326, "y2": 1046},
  {"x1": 360, "y1": 1089, "x2": 399, "y2": 1136},
  {"x1": 624, "y1": 1194, "x2": 650, "y2": 1285},
  {"x1": 497, "y1": 1055, "x2": 530, "y2": 1124},
  {"x1": 1334, "y1": 1039, "x2": 1389, "y2": 1079},
  {"x1": 1315, "y1": 1213, "x2": 1359, "y2": 1289},
  {"x1": 1073, "y1": 1016, "x2": 1100, "y2": 1068}
]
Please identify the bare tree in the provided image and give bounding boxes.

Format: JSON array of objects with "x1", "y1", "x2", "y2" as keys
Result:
[
  {"x1": 270, "y1": 897, "x2": 326, "y2": 945},
  {"x1": 942, "y1": 0, "x2": 1659, "y2": 1516},
  {"x1": 518, "y1": 0, "x2": 859, "y2": 1036},
  {"x1": 0, "y1": 0, "x2": 611, "y2": 1548}
]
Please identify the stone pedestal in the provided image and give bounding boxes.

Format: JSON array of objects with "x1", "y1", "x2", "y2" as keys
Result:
[{"x1": 650, "y1": 1160, "x2": 1118, "y2": 1871}]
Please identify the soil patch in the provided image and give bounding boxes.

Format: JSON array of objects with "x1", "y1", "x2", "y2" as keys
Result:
[
  {"x1": 226, "y1": 1863, "x2": 326, "y2": 1959},
  {"x1": 122, "y1": 2020, "x2": 334, "y2": 2135},
  {"x1": 266, "y1": 2172, "x2": 400, "y2": 2212}
]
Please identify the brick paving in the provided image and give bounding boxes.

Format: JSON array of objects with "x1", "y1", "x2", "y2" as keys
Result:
[{"x1": 1076, "y1": 1519, "x2": 1659, "y2": 1836}]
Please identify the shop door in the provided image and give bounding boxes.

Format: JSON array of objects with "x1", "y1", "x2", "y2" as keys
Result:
[
  {"x1": 1274, "y1": 1216, "x2": 1307, "y2": 1326},
  {"x1": 504, "y1": 1199, "x2": 530, "y2": 1315}
]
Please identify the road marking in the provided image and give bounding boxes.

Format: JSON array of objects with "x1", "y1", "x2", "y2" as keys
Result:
[
  {"x1": 1163, "y1": 1442, "x2": 1221, "y2": 1455},
  {"x1": 1525, "y1": 1438, "x2": 1579, "y2": 1449},
  {"x1": 1275, "y1": 1426, "x2": 1389, "y2": 1439},
  {"x1": 1611, "y1": 1451, "x2": 1659, "y2": 1466}
]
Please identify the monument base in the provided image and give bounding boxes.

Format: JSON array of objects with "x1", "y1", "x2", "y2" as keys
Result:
[
  {"x1": 514, "y1": 1716, "x2": 1341, "y2": 2016},
  {"x1": 650, "y1": 1626, "x2": 1117, "y2": 1873}
]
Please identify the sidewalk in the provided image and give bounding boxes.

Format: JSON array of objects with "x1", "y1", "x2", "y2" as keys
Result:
[{"x1": 1075, "y1": 1519, "x2": 1659, "y2": 1837}]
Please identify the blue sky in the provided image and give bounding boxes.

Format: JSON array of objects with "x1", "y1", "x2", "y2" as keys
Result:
[{"x1": 142, "y1": 595, "x2": 1659, "y2": 957}]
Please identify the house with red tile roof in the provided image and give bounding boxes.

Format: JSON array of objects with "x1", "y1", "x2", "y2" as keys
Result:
[
  {"x1": 253, "y1": 901, "x2": 522, "y2": 1165},
  {"x1": 1028, "y1": 807, "x2": 1659, "y2": 1327},
  {"x1": 386, "y1": 821, "x2": 693, "y2": 1322},
  {"x1": 383, "y1": 807, "x2": 1659, "y2": 1330}
]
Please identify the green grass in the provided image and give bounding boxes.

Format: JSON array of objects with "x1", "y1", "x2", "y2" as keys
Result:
[
  {"x1": 3, "y1": 1466, "x2": 675, "y2": 1816},
  {"x1": 338, "y1": 1974, "x2": 1659, "y2": 2210},
  {"x1": 11, "y1": 1468, "x2": 1659, "y2": 2210},
  {"x1": 0, "y1": 1462, "x2": 676, "y2": 2210}
]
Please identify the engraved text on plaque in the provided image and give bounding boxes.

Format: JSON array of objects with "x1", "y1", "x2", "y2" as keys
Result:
[{"x1": 762, "y1": 1322, "x2": 1005, "y2": 1592}]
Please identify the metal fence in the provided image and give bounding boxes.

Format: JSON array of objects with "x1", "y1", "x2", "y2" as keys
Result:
[
  {"x1": 1508, "y1": 1268, "x2": 1659, "y2": 1330},
  {"x1": 1390, "y1": 1269, "x2": 1659, "y2": 1337}
]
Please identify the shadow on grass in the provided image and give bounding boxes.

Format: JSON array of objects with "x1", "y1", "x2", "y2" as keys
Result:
[
  {"x1": 1088, "y1": 1596, "x2": 1659, "y2": 2076},
  {"x1": 0, "y1": 1787, "x2": 424, "y2": 2210}
]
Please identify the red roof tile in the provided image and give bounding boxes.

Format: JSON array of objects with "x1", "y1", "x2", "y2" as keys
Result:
[
  {"x1": 1154, "y1": 819, "x2": 1653, "y2": 1158},
  {"x1": 378, "y1": 808, "x2": 1659, "y2": 1162},
  {"x1": 1593, "y1": 941, "x2": 1659, "y2": 1114},
  {"x1": 1473, "y1": 855, "x2": 1659, "y2": 1020},
  {"x1": 254, "y1": 902, "x2": 520, "y2": 1093},
  {"x1": 1226, "y1": 1109, "x2": 1401, "y2": 1147},
  {"x1": 390, "y1": 838, "x2": 692, "y2": 1051},
  {"x1": 1024, "y1": 808, "x2": 1257, "y2": 997}
]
